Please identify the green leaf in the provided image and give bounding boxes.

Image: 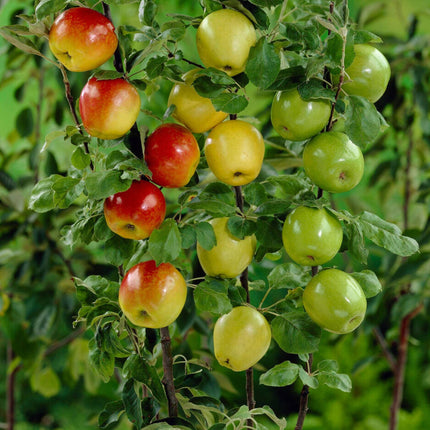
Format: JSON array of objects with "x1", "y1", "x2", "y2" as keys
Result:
[
  {"x1": 195, "y1": 222, "x2": 216, "y2": 250},
  {"x1": 298, "y1": 79, "x2": 336, "y2": 102},
  {"x1": 267, "y1": 66, "x2": 306, "y2": 91},
  {"x1": 32, "y1": 305, "x2": 56, "y2": 339},
  {"x1": 352, "y1": 29, "x2": 382, "y2": 44},
  {"x1": 319, "y1": 371, "x2": 352, "y2": 392},
  {"x1": 148, "y1": 219, "x2": 182, "y2": 265},
  {"x1": 85, "y1": 170, "x2": 131, "y2": 200},
  {"x1": 211, "y1": 93, "x2": 248, "y2": 114},
  {"x1": 246, "y1": 37, "x2": 280, "y2": 89},
  {"x1": 259, "y1": 360, "x2": 300, "y2": 387},
  {"x1": 35, "y1": 0, "x2": 68, "y2": 20},
  {"x1": 358, "y1": 211, "x2": 419, "y2": 257},
  {"x1": 99, "y1": 400, "x2": 125, "y2": 430},
  {"x1": 28, "y1": 176, "x2": 56, "y2": 213},
  {"x1": 30, "y1": 366, "x2": 61, "y2": 398},
  {"x1": 391, "y1": 294, "x2": 422, "y2": 323},
  {"x1": 298, "y1": 367, "x2": 319, "y2": 389},
  {"x1": 138, "y1": 0, "x2": 158, "y2": 25},
  {"x1": 272, "y1": 311, "x2": 321, "y2": 354},
  {"x1": 180, "y1": 224, "x2": 196, "y2": 249},
  {"x1": 266, "y1": 175, "x2": 311, "y2": 199},
  {"x1": 268, "y1": 263, "x2": 311, "y2": 290},
  {"x1": 227, "y1": 216, "x2": 257, "y2": 240},
  {"x1": 255, "y1": 217, "x2": 283, "y2": 249},
  {"x1": 16, "y1": 107, "x2": 34, "y2": 137},
  {"x1": 89, "y1": 339, "x2": 115, "y2": 383},
  {"x1": 243, "y1": 182, "x2": 268, "y2": 206},
  {"x1": 52, "y1": 176, "x2": 83, "y2": 208},
  {"x1": 104, "y1": 235, "x2": 136, "y2": 266},
  {"x1": 0, "y1": 26, "x2": 45, "y2": 57},
  {"x1": 187, "y1": 199, "x2": 236, "y2": 217},
  {"x1": 122, "y1": 379, "x2": 143, "y2": 430},
  {"x1": 194, "y1": 278, "x2": 232, "y2": 315},
  {"x1": 255, "y1": 199, "x2": 291, "y2": 216},
  {"x1": 351, "y1": 270, "x2": 382, "y2": 298},
  {"x1": 343, "y1": 219, "x2": 368, "y2": 264},
  {"x1": 345, "y1": 95, "x2": 382, "y2": 147},
  {"x1": 123, "y1": 354, "x2": 167, "y2": 405}
]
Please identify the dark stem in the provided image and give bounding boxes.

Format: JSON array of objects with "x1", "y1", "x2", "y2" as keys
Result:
[
  {"x1": 160, "y1": 326, "x2": 178, "y2": 417},
  {"x1": 44, "y1": 326, "x2": 86, "y2": 357},
  {"x1": 372, "y1": 327, "x2": 396, "y2": 372},
  {"x1": 295, "y1": 354, "x2": 313, "y2": 430},
  {"x1": 6, "y1": 342, "x2": 17, "y2": 430},
  {"x1": 102, "y1": 2, "x2": 124, "y2": 74},
  {"x1": 389, "y1": 304, "x2": 423, "y2": 430}
]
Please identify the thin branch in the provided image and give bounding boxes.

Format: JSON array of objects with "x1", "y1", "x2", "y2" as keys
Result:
[
  {"x1": 372, "y1": 327, "x2": 396, "y2": 372},
  {"x1": 295, "y1": 354, "x2": 313, "y2": 430},
  {"x1": 160, "y1": 326, "x2": 178, "y2": 417},
  {"x1": 44, "y1": 326, "x2": 86, "y2": 356}
]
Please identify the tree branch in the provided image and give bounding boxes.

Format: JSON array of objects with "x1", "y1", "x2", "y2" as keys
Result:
[
  {"x1": 160, "y1": 326, "x2": 178, "y2": 417},
  {"x1": 295, "y1": 354, "x2": 313, "y2": 430},
  {"x1": 6, "y1": 342, "x2": 17, "y2": 430},
  {"x1": 372, "y1": 327, "x2": 396, "y2": 372}
]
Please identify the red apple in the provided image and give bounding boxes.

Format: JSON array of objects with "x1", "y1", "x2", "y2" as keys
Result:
[
  {"x1": 119, "y1": 260, "x2": 188, "y2": 328},
  {"x1": 144, "y1": 123, "x2": 200, "y2": 188},
  {"x1": 79, "y1": 77, "x2": 141, "y2": 140},
  {"x1": 49, "y1": 7, "x2": 118, "y2": 72},
  {"x1": 103, "y1": 180, "x2": 166, "y2": 240}
]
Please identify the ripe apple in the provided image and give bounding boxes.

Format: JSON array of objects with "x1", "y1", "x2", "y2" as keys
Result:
[
  {"x1": 303, "y1": 131, "x2": 364, "y2": 193},
  {"x1": 79, "y1": 77, "x2": 141, "y2": 140},
  {"x1": 103, "y1": 180, "x2": 166, "y2": 240},
  {"x1": 204, "y1": 120, "x2": 265, "y2": 186},
  {"x1": 303, "y1": 268, "x2": 367, "y2": 334},
  {"x1": 144, "y1": 123, "x2": 200, "y2": 188},
  {"x1": 197, "y1": 217, "x2": 256, "y2": 279},
  {"x1": 214, "y1": 306, "x2": 271, "y2": 372},
  {"x1": 282, "y1": 206, "x2": 343, "y2": 266},
  {"x1": 196, "y1": 9, "x2": 256, "y2": 76},
  {"x1": 119, "y1": 260, "x2": 187, "y2": 328},
  {"x1": 167, "y1": 69, "x2": 228, "y2": 133},
  {"x1": 49, "y1": 7, "x2": 118, "y2": 72},
  {"x1": 340, "y1": 44, "x2": 391, "y2": 103},
  {"x1": 271, "y1": 88, "x2": 331, "y2": 141}
]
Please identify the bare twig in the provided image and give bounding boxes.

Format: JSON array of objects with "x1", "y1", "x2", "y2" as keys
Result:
[
  {"x1": 372, "y1": 327, "x2": 396, "y2": 372},
  {"x1": 160, "y1": 326, "x2": 178, "y2": 417},
  {"x1": 295, "y1": 354, "x2": 313, "y2": 430}
]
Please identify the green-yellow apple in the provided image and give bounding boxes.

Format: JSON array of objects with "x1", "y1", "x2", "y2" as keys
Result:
[
  {"x1": 49, "y1": 7, "x2": 118, "y2": 72},
  {"x1": 214, "y1": 306, "x2": 271, "y2": 372},
  {"x1": 303, "y1": 131, "x2": 364, "y2": 193},
  {"x1": 196, "y1": 9, "x2": 256, "y2": 76},
  {"x1": 340, "y1": 44, "x2": 391, "y2": 103},
  {"x1": 79, "y1": 77, "x2": 141, "y2": 140},
  {"x1": 167, "y1": 69, "x2": 228, "y2": 133},
  {"x1": 144, "y1": 123, "x2": 200, "y2": 188},
  {"x1": 303, "y1": 268, "x2": 367, "y2": 334},
  {"x1": 204, "y1": 120, "x2": 265, "y2": 186},
  {"x1": 271, "y1": 88, "x2": 331, "y2": 141},
  {"x1": 197, "y1": 217, "x2": 256, "y2": 278},
  {"x1": 104, "y1": 180, "x2": 166, "y2": 240},
  {"x1": 119, "y1": 260, "x2": 187, "y2": 328},
  {"x1": 282, "y1": 206, "x2": 343, "y2": 266}
]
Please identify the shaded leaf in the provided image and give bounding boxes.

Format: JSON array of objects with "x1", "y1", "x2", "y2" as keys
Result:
[{"x1": 259, "y1": 360, "x2": 300, "y2": 387}]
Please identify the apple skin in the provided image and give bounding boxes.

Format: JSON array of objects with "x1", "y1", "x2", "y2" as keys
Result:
[
  {"x1": 282, "y1": 206, "x2": 343, "y2": 266},
  {"x1": 144, "y1": 123, "x2": 200, "y2": 188},
  {"x1": 196, "y1": 9, "x2": 256, "y2": 76},
  {"x1": 214, "y1": 306, "x2": 271, "y2": 372},
  {"x1": 204, "y1": 120, "x2": 265, "y2": 186},
  {"x1": 104, "y1": 180, "x2": 166, "y2": 240},
  {"x1": 303, "y1": 131, "x2": 364, "y2": 193},
  {"x1": 303, "y1": 268, "x2": 367, "y2": 334},
  {"x1": 271, "y1": 88, "x2": 331, "y2": 141},
  {"x1": 79, "y1": 77, "x2": 141, "y2": 140},
  {"x1": 341, "y1": 44, "x2": 391, "y2": 103},
  {"x1": 168, "y1": 70, "x2": 228, "y2": 133},
  {"x1": 49, "y1": 7, "x2": 118, "y2": 72},
  {"x1": 197, "y1": 217, "x2": 256, "y2": 279},
  {"x1": 119, "y1": 260, "x2": 187, "y2": 328}
]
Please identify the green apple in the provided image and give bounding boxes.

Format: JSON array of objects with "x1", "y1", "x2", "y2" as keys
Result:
[
  {"x1": 282, "y1": 206, "x2": 343, "y2": 266},
  {"x1": 271, "y1": 88, "x2": 331, "y2": 141},
  {"x1": 119, "y1": 260, "x2": 187, "y2": 328},
  {"x1": 197, "y1": 217, "x2": 256, "y2": 278},
  {"x1": 204, "y1": 119, "x2": 265, "y2": 186},
  {"x1": 340, "y1": 44, "x2": 391, "y2": 103},
  {"x1": 167, "y1": 69, "x2": 228, "y2": 133},
  {"x1": 49, "y1": 7, "x2": 118, "y2": 72},
  {"x1": 303, "y1": 131, "x2": 364, "y2": 193},
  {"x1": 214, "y1": 306, "x2": 271, "y2": 372},
  {"x1": 196, "y1": 8, "x2": 256, "y2": 76},
  {"x1": 303, "y1": 268, "x2": 367, "y2": 334}
]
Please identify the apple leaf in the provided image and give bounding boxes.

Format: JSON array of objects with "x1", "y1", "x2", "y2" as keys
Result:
[
  {"x1": 211, "y1": 93, "x2": 248, "y2": 114},
  {"x1": 138, "y1": 0, "x2": 158, "y2": 26},
  {"x1": 298, "y1": 79, "x2": 336, "y2": 102},
  {"x1": 71, "y1": 146, "x2": 91, "y2": 170},
  {"x1": 268, "y1": 263, "x2": 311, "y2": 290},
  {"x1": 187, "y1": 199, "x2": 236, "y2": 217},
  {"x1": 148, "y1": 219, "x2": 182, "y2": 265},
  {"x1": 243, "y1": 182, "x2": 268, "y2": 206},
  {"x1": 104, "y1": 235, "x2": 136, "y2": 266},
  {"x1": 259, "y1": 360, "x2": 300, "y2": 387},
  {"x1": 351, "y1": 270, "x2": 382, "y2": 298},
  {"x1": 30, "y1": 366, "x2": 61, "y2": 398},
  {"x1": 194, "y1": 278, "x2": 232, "y2": 316},
  {"x1": 266, "y1": 174, "x2": 311, "y2": 199},
  {"x1": 85, "y1": 170, "x2": 131, "y2": 200},
  {"x1": 89, "y1": 339, "x2": 115, "y2": 383},
  {"x1": 318, "y1": 370, "x2": 352, "y2": 393},
  {"x1": 35, "y1": 0, "x2": 68, "y2": 20},
  {"x1": 122, "y1": 379, "x2": 143, "y2": 430},
  {"x1": 271, "y1": 311, "x2": 321, "y2": 354},
  {"x1": 0, "y1": 26, "x2": 45, "y2": 58},
  {"x1": 255, "y1": 217, "x2": 283, "y2": 249},
  {"x1": 98, "y1": 400, "x2": 125, "y2": 429},
  {"x1": 358, "y1": 211, "x2": 419, "y2": 257},
  {"x1": 298, "y1": 367, "x2": 319, "y2": 389},
  {"x1": 195, "y1": 221, "x2": 216, "y2": 251},
  {"x1": 267, "y1": 66, "x2": 306, "y2": 91},
  {"x1": 16, "y1": 107, "x2": 34, "y2": 137},
  {"x1": 390, "y1": 293, "x2": 422, "y2": 323},
  {"x1": 227, "y1": 216, "x2": 256, "y2": 240},
  {"x1": 352, "y1": 29, "x2": 382, "y2": 44},
  {"x1": 254, "y1": 199, "x2": 291, "y2": 216},
  {"x1": 343, "y1": 218, "x2": 369, "y2": 264},
  {"x1": 246, "y1": 37, "x2": 280, "y2": 89}
]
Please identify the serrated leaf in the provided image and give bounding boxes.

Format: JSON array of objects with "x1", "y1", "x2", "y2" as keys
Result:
[
  {"x1": 138, "y1": 0, "x2": 158, "y2": 26},
  {"x1": 28, "y1": 176, "x2": 56, "y2": 213},
  {"x1": 187, "y1": 199, "x2": 236, "y2": 217},
  {"x1": 351, "y1": 270, "x2": 382, "y2": 298},
  {"x1": 195, "y1": 222, "x2": 216, "y2": 251},
  {"x1": 259, "y1": 360, "x2": 300, "y2": 387},
  {"x1": 319, "y1": 371, "x2": 352, "y2": 392},
  {"x1": 71, "y1": 146, "x2": 91, "y2": 169},
  {"x1": 268, "y1": 263, "x2": 311, "y2": 290},
  {"x1": 0, "y1": 26, "x2": 45, "y2": 58},
  {"x1": 298, "y1": 79, "x2": 335, "y2": 102},
  {"x1": 35, "y1": 0, "x2": 68, "y2": 20},
  {"x1": 194, "y1": 279, "x2": 232, "y2": 315},
  {"x1": 85, "y1": 170, "x2": 131, "y2": 200},
  {"x1": 255, "y1": 199, "x2": 291, "y2": 215},
  {"x1": 148, "y1": 219, "x2": 181, "y2": 265},
  {"x1": 298, "y1": 367, "x2": 319, "y2": 389},
  {"x1": 122, "y1": 379, "x2": 143, "y2": 429},
  {"x1": 272, "y1": 311, "x2": 321, "y2": 354},
  {"x1": 255, "y1": 217, "x2": 283, "y2": 249},
  {"x1": 99, "y1": 400, "x2": 125, "y2": 430},
  {"x1": 246, "y1": 37, "x2": 280, "y2": 89},
  {"x1": 211, "y1": 93, "x2": 248, "y2": 114},
  {"x1": 227, "y1": 216, "x2": 256, "y2": 240},
  {"x1": 89, "y1": 339, "x2": 115, "y2": 382}
]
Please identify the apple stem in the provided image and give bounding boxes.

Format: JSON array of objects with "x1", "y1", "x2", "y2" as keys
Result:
[{"x1": 160, "y1": 326, "x2": 178, "y2": 417}]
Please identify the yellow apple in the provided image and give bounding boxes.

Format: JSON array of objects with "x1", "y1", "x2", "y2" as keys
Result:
[
  {"x1": 204, "y1": 120, "x2": 265, "y2": 186},
  {"x1": 196, "y1": 9, "x2": 256, "y2": 76},
  {"x1": 167, "y1": 69, "x2": 228, "y2": 133},
  {"x1": 197, "y1": 217, "x2": 256, "y2": 278},
  {"x1": 214, "y1": 306, "x2": 271, "y2": 372}
]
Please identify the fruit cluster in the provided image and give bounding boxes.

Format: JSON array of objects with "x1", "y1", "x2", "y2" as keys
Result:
[{"x1": 48, "y1": 5, "x2": 390, "y2": 373}]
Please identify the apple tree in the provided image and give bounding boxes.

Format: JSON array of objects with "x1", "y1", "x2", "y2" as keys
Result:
[{"x1": 0, "y1": 0, "x2": 429, "y2": 429}]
